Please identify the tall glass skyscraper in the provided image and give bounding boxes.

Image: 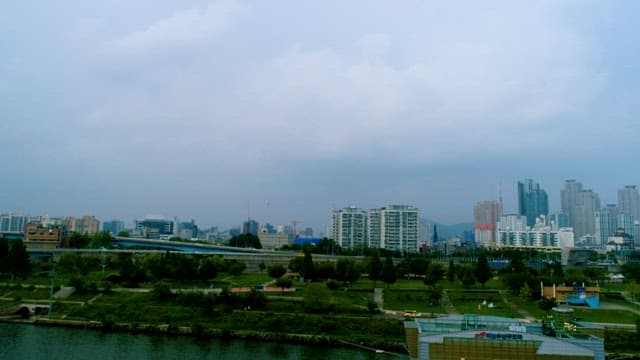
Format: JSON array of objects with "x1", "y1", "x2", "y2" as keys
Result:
[{"x1": 517, "y1": 179, "x2": 549, "y2": 227}]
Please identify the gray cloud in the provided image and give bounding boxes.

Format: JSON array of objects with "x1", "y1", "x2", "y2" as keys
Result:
[{"x1": 1, "y1": 0, "x2": 636, "y2": 229}]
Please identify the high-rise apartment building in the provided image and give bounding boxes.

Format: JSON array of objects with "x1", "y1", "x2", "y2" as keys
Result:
[
  {"x1": 62, "y1": 216, "x2": 100, "y2": 235},
  {"x1": 595, "y1": 206, "x2": 617, "y2": 246},
  {"x1": 618, "y1": 185, "x2": 640, "y2": 221},
  {"x1": 332, "y1": 206, "x2": 368, "y2": 250},
  {"x1": 574, "y1": 190, "x2": 600, "y2": 240},
  {"x1": 561, "y1": 180, "x2": 600, "y2": 241},
  {"x1": 474, "y1": 200, "x2": 502, "y2": 246},
  {"x1": 561, "y1": 180, "x2": 583, "y2": 227},
  {"x1": 517, "y1": 179, "x2": 549, "y2": 227},
  {"x1": 369, "y1": 205, "x2": 418, "y2": 254},
  {"x1": 0, "y1": 213, "x2": 30, "y2": 233}
]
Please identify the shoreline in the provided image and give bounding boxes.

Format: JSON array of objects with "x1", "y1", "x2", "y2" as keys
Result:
[{"x1": 0, "y1": 316, "x2": 407, "y2": 355}]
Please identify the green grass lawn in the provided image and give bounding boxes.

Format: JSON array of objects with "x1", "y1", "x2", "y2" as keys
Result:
[
  {"x1": 569, "y1": 307, "x2": 639, "y2": 324},
  {"x1": 383, "y1": 289, "x2": 446, "y2": 313},
  {"x1": 1, "y1": 288, "x2": 52, "y2": 300},
  {"x1": 447, "y1": 290, "x2": 520, "y2": 318}
]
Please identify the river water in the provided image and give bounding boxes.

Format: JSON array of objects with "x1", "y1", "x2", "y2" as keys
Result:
[{"x1": 0, "y1": 323, "x2": 405, "y2": 360}]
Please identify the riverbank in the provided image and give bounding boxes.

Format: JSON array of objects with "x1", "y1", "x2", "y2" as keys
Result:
[{"x1": 0, "y1": 316, "x2": 407, "y2": 354}]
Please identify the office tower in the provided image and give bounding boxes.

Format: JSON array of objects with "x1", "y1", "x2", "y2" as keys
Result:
[
  {"x1": 332, "y1": 206, "x2": 368, "y2": 250},
  {"x1": 573, "y1": 190, "x2": 600, "y2": 240},
  {"x1": 548, "y1": 212, "x2": 570, "y2": 230},
  {"x1": 418, "y1": 218, "x2": 431, "y2": 248},
  {"x1": 473, "y1": 200, "x2": 502, "y2": 246},
  {"x1": 618, "y1": 185, "x2": 640, "y2": 221},
  {"x1": 103, "y1": 220, "x2": 125, "y2": 236},
  {"x1": 369, "y1": 205, "x2": 419, "y2": 254},
  {"x1": 178, "y1": 220, "x2": 199, "y2": 239},
  {"x1": 617, "y1": 213, "x2": 635, "y2": 238},
  {"x1": 517, "y1": 179, "x2": 549, "y2": 227},
  {"x1": 595, "y1": 206, "x2": 617, "y2": 246},
  {"x1": 561, "y1": 180, "x2": 583, "y2": 227},
  {"x1": 135, "y1": 216, "x2": 174, "y2": 239},
  {"x1": 242, "y1": 219, "x2": 259, "y2": 235}
]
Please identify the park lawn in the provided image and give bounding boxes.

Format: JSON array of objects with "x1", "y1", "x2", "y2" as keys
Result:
[
  {"x1": 570, "y1": 307, "x2": 639, "y2": 324},
  {"x1": 65, "y1": 292, "x2": 102, "y2": 302},
  {"x1": 448, "y1": 290, "x2": 520, "y2": 318},
  {"x1": 383, "y1": 289, "x2": 446, "y2": 314},
  {"x1": 502, "y1": 293, "x2": 548, "y2": 319},
  {"x1": 220, "y1": 272, "x2": 272, "y2": 287},
  {"x1": 329, "y1": 288, "x2": 373, "y2": 307},
  {"x1": 4, "y1": 288, "x2": 52, "y2": 300},
  {"x1": 441, "y1": 278, "x2": 504, "y2": 291},
  {"x1": 350, "y1": 278, "x2": 427, "y2": 290},
  {"x1": 92, "y1": 291, "x2": 154, "y2": 305}
]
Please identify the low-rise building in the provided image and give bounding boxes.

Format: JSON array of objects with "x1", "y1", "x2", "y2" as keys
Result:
[
  {"x1": 405, "y1": 315, "x2": 604, "y2": 360},
  {"x1": 23, "y1": 223, "x2": 63, "y2": 249}
]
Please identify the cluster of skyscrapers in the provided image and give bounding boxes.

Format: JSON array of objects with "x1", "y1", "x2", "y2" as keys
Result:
[
  {"x1": 331, "y1": 205, "x2": 419, "y2": 254},
  {"x1": 474, "y1": 179, "x2": 640, "y2": 250}
]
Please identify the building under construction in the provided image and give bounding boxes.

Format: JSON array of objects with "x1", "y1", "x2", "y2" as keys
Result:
[{"x1": 405, "y1": 314, "x2": 604, "y2": 360}]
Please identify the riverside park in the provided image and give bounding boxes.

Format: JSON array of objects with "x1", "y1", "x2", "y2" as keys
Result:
[{"x1": 2, "y1": 237, "x2": 640, "y2": 358}]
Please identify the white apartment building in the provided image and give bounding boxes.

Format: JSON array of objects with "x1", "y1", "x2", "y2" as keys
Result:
[
  {"x1": 369, "y1": 205, "x2": 419, "y2": 254},
  {"x1": 332, "y1": 206, "x2": 368, "y2": 250}
]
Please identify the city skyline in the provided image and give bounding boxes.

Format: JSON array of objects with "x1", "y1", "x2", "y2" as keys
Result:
[{"x1": 2, "y1": 1, "x2": 640, "y2": 231}]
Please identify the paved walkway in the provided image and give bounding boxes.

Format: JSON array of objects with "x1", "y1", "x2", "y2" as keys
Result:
[
  {"x1": 441, "y1": 290, "x2": 459, "y2": 315},
  {"x1": 374, "y1": 288, "x2": 383, "y2": 309}
]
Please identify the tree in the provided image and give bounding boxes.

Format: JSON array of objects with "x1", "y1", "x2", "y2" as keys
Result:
[
  {"x1": 447, "y1": 259, "x2": 456, "y2": 283},
  {"x1": 314, "y1": 261, "x2": 336, "y2": 280},
  {"x1": 226, "y1": 260, "x2": 247, "y2": 276},
  {"x1": 458, "y1": 265, "x2": 476, "y2": 288},
  {"x1": 520, "y1": 282, "x2": 533, "y2": 301},
  {"x1": 197, "y1": 256, "x2": 219, "y2": 281},
  {"x1": 89, "y1": 231, "x2": 113, "y2": 249},
  {"x1": 275, "y1": 277, "x2": 292, "y2": 294},
  {"x1": 268, "y1": 265, "x2": 287, "y2": 280},
  {"x1": 409, "y1": 258, "x2": 429, "y2": 276},
  {"x1": 424, "y1": 263, "x2": 445, "y2": 286},
  {"x1": 0, "y1": 238, "x2": 9, "y2": 274},
  {"x1": 304, "y1": 283, "x2": 332, "y2": 313},
  {"x1": 288, "y1": 256, "x2": 304, "y2": 274},
  {"x1": 476, "y1": 252, "x2": 492, "y2": 288},
  {"x1": 68, "y1": 233, "x2": 90, "y2": 248},
  {"x1": 116, "y1": 231, "x2": 130, "y2": 237},
  {"x1": 228, "y1": 233, "x2": 262, "y2": 249},
  {"x1": 381, "y1": 257, "x2": 396, "y2": 288},
  {"x1": 538, "y1": 296, "x2": 557, "y2": 312},
  {"x1": 8, "y1": 239, "x2": 30, "y2": 279},
  {"x1": 367, "y1": 253, "x2": 383, "y2": 288},
  {"x1": 335, "y1": 259, "x2": 360, "y2": 285},
  {"x1": 302, "y1": 248, "x2": 315, "y2": 281}
]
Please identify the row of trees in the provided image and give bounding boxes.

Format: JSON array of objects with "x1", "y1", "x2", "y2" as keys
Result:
[{"x1": 0, "y1": 238, "x2": 30, "y2": 279}]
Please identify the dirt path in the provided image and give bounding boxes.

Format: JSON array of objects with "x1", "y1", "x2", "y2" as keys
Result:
[{"x1": 441, "y1": 291, "x2": 459, "y2": 315}]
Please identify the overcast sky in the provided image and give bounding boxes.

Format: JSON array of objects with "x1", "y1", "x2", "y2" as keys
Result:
[{"x1": 1, "y1": 1, "x2": 639, "y2": 231}]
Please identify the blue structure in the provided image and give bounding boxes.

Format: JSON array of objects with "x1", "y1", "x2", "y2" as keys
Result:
[
  {"x1": 567, "y1": 286, "x2": 600, "y2": 308},
  {"x1": 293, "y1": 237, "x2": 321, "y2": 246}
]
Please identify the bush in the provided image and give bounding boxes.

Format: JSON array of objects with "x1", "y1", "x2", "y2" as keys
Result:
[
  {"x1": 367, "y1": 300, "x2": 379, "y2": 314},
  {"x1": 326, "y1": 279, "x2": 339, "y2": 290}
]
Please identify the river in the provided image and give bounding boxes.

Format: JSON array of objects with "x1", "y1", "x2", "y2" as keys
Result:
[{"x1": 0, "y1": 323, "x2": 406, "y2": 359}]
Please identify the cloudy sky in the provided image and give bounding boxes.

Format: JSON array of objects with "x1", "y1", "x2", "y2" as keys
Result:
[{"x1": 1, "y1": 1, "x2": 639, "y2": 231}]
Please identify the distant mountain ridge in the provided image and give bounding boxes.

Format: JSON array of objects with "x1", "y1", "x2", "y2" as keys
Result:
[{"x1": 422, "y1": 218, "x2": 473, "y2": 239}]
